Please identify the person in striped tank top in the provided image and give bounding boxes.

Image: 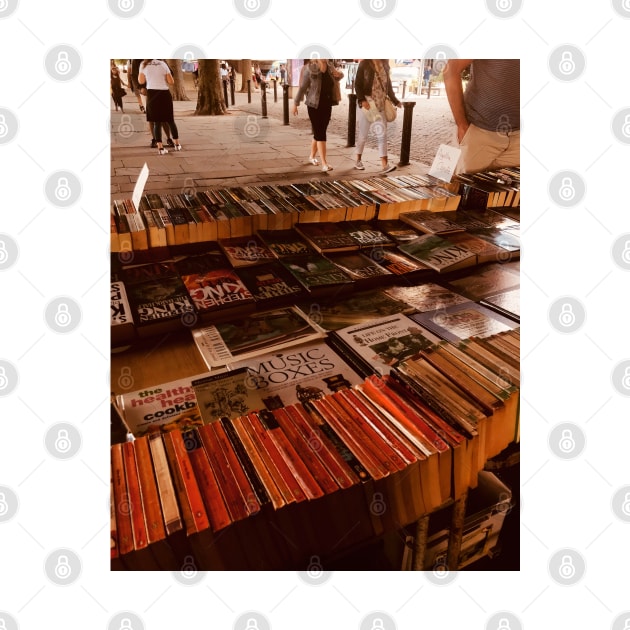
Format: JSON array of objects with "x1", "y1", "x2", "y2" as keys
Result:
[{"x1": 443, "y1": 59, "x2": 520, "y2": 174}]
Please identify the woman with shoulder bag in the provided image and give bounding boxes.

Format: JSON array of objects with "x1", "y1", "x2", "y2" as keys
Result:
[
  {"x1": 353, "y1": 58, "x2": 401, "y2": 173},
  {"x1": 293, "y1": 59, "x2": 344, "y2": 173}
]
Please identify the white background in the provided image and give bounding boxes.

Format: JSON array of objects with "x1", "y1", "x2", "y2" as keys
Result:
[{"x1": 0, "y1": 1, "x2": 628, "y2": 629}]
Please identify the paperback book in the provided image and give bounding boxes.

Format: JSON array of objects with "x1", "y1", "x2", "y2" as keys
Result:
[
  {"x1": 331, "y1": 313, "x2": 441, "y2": 376},
  {"x1": 111, "y1": 280, "x2": 135, "y2": 347},
  {"x1": 445, "y1": 263, "x2": 520, "y2": 301},
  {"x1": 326, "y1": 251, "x2": 393, "y2": 283},
  {"x1": 399, "y1": 211, "x2": 466, "y2": 235},
  {"x1": 294, "y1": 221, "x2": 360, "y2": 253},
  {"x1": 409, "y1": 301, "x2": 519, "y2": 343},
  {"x1": 217, "y1": 235, "x2": 277, "y2": 268},
  {"x1": 192, "y1": 306, "x2": 326, "y2": 368},
  {"x1": 256, "y1": 229, "x2": 316, "y2": 259},
  {"x1": 384, "y1": 282, "x2": 472, "y2": 313},
  {"x1": 235, "y1": 262, "x2": 308, "y2": 306},
  {"x1": 279, "y1": 254, "x2": 355, "y2": 293},
  {"x1": 398, "y1": 234, "x2": 476, "y2": 273}
]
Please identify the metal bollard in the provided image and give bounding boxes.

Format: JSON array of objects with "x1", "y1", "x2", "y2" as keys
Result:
[
  {"x1": 427, "y1": 80, "x2": 432, "y2": 100},
  {"x1": 347, "y1": 93, "x2": 357, "y2": 148},
  {"x1": 282, "y1": 84, "x2": 290, "y2": 125},
  {"x1": 402, "y1": 80, "x2": 407, "y2": 99},
  {"x1": 223, "y1": 80, "x2": 229, "y2": 107},
  {"x1": 397, "y1": 101, "x2": 416, "y2": 167},
  {"x1": 247, "y1": 79, "x2": 251, "y2": 104},
  {"x1": 261, "y1": 80, "x2": 268, "y2": 119},
  {"x1": 273, "y1": 78, "x2": 278, "y2": 103},
  {"x1": 230, "y1": 78, "x2": 235, "y2": 106}
]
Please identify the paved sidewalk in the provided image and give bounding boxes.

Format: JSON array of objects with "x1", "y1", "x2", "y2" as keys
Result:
[{"x1": 111, "y1": 78, "x2": 455, "y2": 200}]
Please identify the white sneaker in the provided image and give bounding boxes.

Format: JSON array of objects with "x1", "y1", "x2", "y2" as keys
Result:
[
  {"x1": 355, "y1": 160, "x2": 365, "y2": 170},
  {"x1": 322, "y1": 164, "x2": 334, "y2": 172},
  {"x1": 157, "y1": 147, "x2": 168, "y2": 155},
  {"x1": 381, "y1": 164, "x2": 396, "y2": 174}
]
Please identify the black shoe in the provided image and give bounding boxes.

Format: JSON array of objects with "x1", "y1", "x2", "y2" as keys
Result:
[
  {"x1": 166, "y1": 138, "x2": 175, "y2": 147},
  {"x1": 150, "y1": 139, "x2": 157, "y2": 148}
]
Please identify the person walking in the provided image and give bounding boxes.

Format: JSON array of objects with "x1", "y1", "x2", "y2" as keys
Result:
[
  {"x1": 293, "y1": 59, "x2": 344, "y2": 173},
  {"x1": 110, "y1": 61, "x2": 127, "y2": 113},
  {"x1": 138, "y1": 59, "x2": 181, "y2": 155},
  {"x1": 353, "y1": 59, "x2": 401, "y2": 173}
]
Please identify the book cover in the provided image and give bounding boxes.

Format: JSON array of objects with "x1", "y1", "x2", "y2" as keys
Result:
[
  {"x1": 230, "y1": 339, "x2": 364, "y2": 410},
  {"x1": 398, "y1": 234, "x2": 476, "y2": 273},
  {"x1": 409, "y1": 301, "x2": 519, "y2": 343},
  {"x1": 192, "y1": 306, "x2": 326, "y2": 368},
  {"x1": 117, "y1": 372, "x2": 211, "y2": 437},
  {"x1": 256, "y1": 228, "x2": 316, "y2": 258},
  {"x1": 121, "y1": 261, "x2": 179, "y2": 286},
  {"x1": 191, "y1": 367, "x2": 267, "y2": 422},
  {"x1": 480, "y1": 288, "x2": 520, "y2": 321},
  {"x1": 384, "y1": 282, "x2": 472, "y2": 313},
  {"x1": 125, "y1": 275, "x2": 197, "y2": 333},
  {"x1": 374, "y1": 249, "x2": 432, "y2": 276},
  {"x1": 340, "y1": 221, "x2": 395, "y2": 248},
  {"x1": 445, "y1": 263, "x2": 520, "y2": 301},
  {"x1": 180, "y1": 267, "x2": 255, "y2": 317},
  {"x1": 332, "y1": 313, "x2": 441, "y2": 375},
  {"x1": 466, "y1": 226, "x2": 521, "y2": 254},
  {"x1": 326, "y1": 251, "x2": 393, "y2": 282},
  {"x1": 375, "y1": 219, "x2": 421, "y2": 244},
  {"x1": 399, "y1": 211, "x2": 466, "y2": 235},
  {"x1": 297, "y1": 287, "x2": 414, "y2": 331},
  {"x1": 444, "y1": 231, "x2": 515, "y2": 265},
  {"x1": 294, "y1": 221, "x2": 359, "y2": 253},
  {"x1": 111, "y1": 280, "x2": 135, "y2": 347},
  {"x1": 235, "y1": 262, "x2": 308, "y2": 306},
  {"x1": 217, "y1": 235, "x2": 277, "y2": 268},
  {"x1": 279, "y1": 254, "x2": 355, "y2": 290}
]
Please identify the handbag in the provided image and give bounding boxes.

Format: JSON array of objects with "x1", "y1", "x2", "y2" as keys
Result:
[{"x1": 384, "y1": 96, "x2": 397, "y2": 122}]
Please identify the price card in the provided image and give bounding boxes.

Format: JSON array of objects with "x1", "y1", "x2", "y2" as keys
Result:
[{"x1": 429, "y1": 144, "x2": 461, "y2": 182}]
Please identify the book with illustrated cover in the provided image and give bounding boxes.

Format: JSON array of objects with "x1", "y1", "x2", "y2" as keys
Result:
[
  {"x1": 191, "y1": 367, "x2": 267, "y2": 423},
  {"x1": 294, "y1": 221, "x2": 359, "y2": 253},
  {"x1": 279, "y1": 254, "x2": 354, "y2": 294},
  {"x1": 340, "y1": 221, "x2": 395, "y2": 249},
  {"x1": 256, "y1": 229, "x2": 316, "y2": 259},
  {"x1": 117, "y1": 372, "x2": 211, "y2": 437},
  {"x1": 445, "y1": 263, "x2": 520, "y2": 301},
  {"x1": 217, "y1": 234, "x2": 277, "y2": 268},
  {"x1": 125, "y1": 274, "x2": 197, "y2": 337},
  {"x1": 229, "y1": 339, "x2": 364, "y2": 410},
  {"x1": 480, "y1": 287, "x2": 520, "y2": 321},
  {"x1": 192, "y1": 306, "x2": 326, "y2": 368},
  {"x1": 235, "y1": 262, "x2": 308, "y2": 306},
  {"x1": 326, "y1": 251, "x2": 393, "y2": 283},
  {"x1": 375, "y1": 219, "x2": 421, "y2": 244},
  {"x1": 331, "y1": 313, "x2": 441, "y2": 376},
  {"x1": 399, "y1": 211, "x2": 466, "y2": 235},
  {"x1": 384, "y1": 282, "x2": 472, "y2": 313},
  {"x1": 375, "y1": 248, "x2": 432, "y2": 276},
  {"x1": 398, "y1": 234, "x2": 476, "y2": 273},
  {"x1": 111, "y1": 280, "x2": 135, "y2": 347},
  {"x1": 296, "y1": 288, "x2": 415, "y2": 331},
  {"x1": 466, "y1": 226, "x2": 520, "y2": 255},
  {"x1": 442, "y1": 231, "x2": 515, "y2": 265},
  {"x1": 409, "y1": 301, "x2": 519, "y2": 343}
]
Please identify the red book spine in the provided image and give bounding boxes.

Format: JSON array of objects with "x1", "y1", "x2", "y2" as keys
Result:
[
  {"x1": 197, "y1": 424, "x2": 251, "y2": 522},
  {"x1": 243, "y1": 413, "x2": 307, "y2": 503},
  {"x1": 122, "y1": 441, "x2": 149, "y2": 553},
  {"x1": 111, "y1": 443, "x2": 134, "y2": 556},
  {"x1": 184, "y1": 429, "x2": 233, "y2": 532},
  {"x1": 272, "y1": 407, "x2": 340, "y2": 495},
  {"x1": 283, "y1": 404, "x2": 361, "y2": 489}
]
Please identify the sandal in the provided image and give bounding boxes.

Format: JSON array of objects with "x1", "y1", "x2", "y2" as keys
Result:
[
  {"x1": 308, "y1": 157, "x2": 319, "y2": 166},
  {"x1": 321, "y1": 164, "x2": 333, "y2": 172}
]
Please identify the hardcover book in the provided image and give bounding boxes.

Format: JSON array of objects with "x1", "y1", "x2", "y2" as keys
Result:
[
  {"x1": 296, "y1": 288, "x2": 415, "y2": 331},
  {"x1": 217, "y1": 235, "x2": 277, "y2": 268},
  {"x1": 384, "y1": 282, "x2": 472, "y2": 313},
  {"x1": 409, "y1": 301, "x2": 519, "y2": 343},
  {"x1": 375, "y1": 219, "x2": 422, "y2": 244},
  {"x1": 294, "y1": 221, "x2": 360, "y2": 253},
  {"x1": 445, "y1": 263, "x2": 520, "y2": 301},
  {"x1": 191, "y1": 367, "x2": 267, "y2": 422},
  {"x1": 256, "y1": 229, "x2": 316, "y2": 259},
  {"x1": 235, "y1": 262, "x2": 308, "y2": 306},
  {"x1": 480, "y1": 288, "x2": 520, "y2": 321},
  {"x1": 399, "y1": 211, "x2": 466, "y2": 235},
  {"x1": 192, "y1": 306, "x2": 326, "y2": 368},
  {"x1": 331, "y1": 313, "x2": 441, "y2": 375},
  {"x1": 326, "y1": 251, "x2": 393, "y2": 283},
  {"x1": 111, "y1": 280, "x2": 135, "y2": 347},
  {"x1": 117, "y1": 372, "x2": 211, "y2": 437},
  {"x1": 230, "y1": 339, "x2": 364, "y2": 410},
  {"x1": 279, "y1": 254, "x2": 355, "y2": 293},
  {"x1": 398, "y1": 234, "x2": 476, "y2": 273}
]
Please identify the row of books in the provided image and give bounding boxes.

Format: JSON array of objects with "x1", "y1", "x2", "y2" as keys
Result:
[
  {"x1": 111, "y1": 324, "x2": 520, "y2": 570},
  {"x1": 111, "y1": 218, "x2": 520, "y2": 345},
  {"x1": 455, "y1": 167, "x2": 520, "y2": 210},
  {"x1": 110, "y1": 173, "x2": 466, "y2": 251}
]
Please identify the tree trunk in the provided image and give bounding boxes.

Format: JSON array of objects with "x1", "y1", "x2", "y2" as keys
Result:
[
  {"x1": 239, "y1": 59, "x2": 252, "y2": 92},
  {"x1": 195, "y1": 59, "x2": 226, "y2": 115},
  {"x1": 166, "y1": 59, "x2": 189, "y2": 101}
]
